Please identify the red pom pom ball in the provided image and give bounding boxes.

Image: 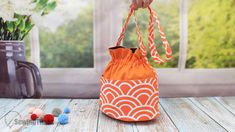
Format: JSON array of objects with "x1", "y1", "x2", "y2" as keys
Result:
[
  {"x1": 31, "y1": 114, "x2": 38, "y2": 120},
  {"x1": 43, "y1": 114, "x2": 54, "y2": 124}
]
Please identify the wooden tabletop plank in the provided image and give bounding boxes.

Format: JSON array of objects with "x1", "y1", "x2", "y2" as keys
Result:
[
  {"x1": 0, "y1": 97, "x2": 234, "y2": 131},
  {"x1": 22, "y1": 99, "x2": 71, "y2": 132},
  {"x1": 0, "y1": 99, "x2": 23, "y2": 119},
  {"x1": 54, "y1": 99, "x2": 99, "y2": 132},
  {"x1": 190, "y1": 97, "x2": 235, "y2": 131},
  {"x1": 160, "y1": 98, "x2": 226, "y2": 132},
  {"x1": 215, "y1": 97, "x2": 235, "y2": 115},
  {"x1": 0, "y1": 99, "x2": 47, "y2": 132},
  {"x1": 97, "y1": 110, "x2": 135, "y2": 132},
  {"x1": 135, "y1": 104, "x2": 179, "y2": 132}
]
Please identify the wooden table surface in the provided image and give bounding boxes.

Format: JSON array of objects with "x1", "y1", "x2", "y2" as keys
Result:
[{"x1": 0, "y1": 97, "x2": 235, "y2": 132}]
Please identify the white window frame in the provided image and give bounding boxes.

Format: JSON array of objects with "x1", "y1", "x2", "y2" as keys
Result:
[{"x1": 29, "y1": 0, "x2": 235, "y2": 98}]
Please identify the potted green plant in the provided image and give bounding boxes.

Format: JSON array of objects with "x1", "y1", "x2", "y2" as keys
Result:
[
  {"x1": 0, "y1": 0, "x2": 57, "y2": 98},
  {"x1": 0, "y1": 0, "x2": 57, "y2": 40}
]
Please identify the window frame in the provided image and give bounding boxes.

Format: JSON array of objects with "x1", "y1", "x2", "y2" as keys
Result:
[{"x1": 28, "y1": 0, "x2": 235, "y2": 98}]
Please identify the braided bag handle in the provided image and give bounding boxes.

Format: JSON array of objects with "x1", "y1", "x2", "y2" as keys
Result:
[
  {"x1": 116, "y1": 5, "x2": 147, "y2": 57},
  {"x1": 116, "y1": 5, "x2": 172, "y2": 64},
  {"x1": 147, "y1": 7, "x2": 172, "y2": 64}
]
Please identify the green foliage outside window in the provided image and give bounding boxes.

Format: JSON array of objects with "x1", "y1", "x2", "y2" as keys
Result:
[
  {"x1": 36, "y1": 0, "x2": 234, "y2": 68},
  {"x1": 187, "y1": 0, "x2": 235, "y2": 68},
  {"x1": 39, "y1": 2, "x2": 93, "y2": 68}
]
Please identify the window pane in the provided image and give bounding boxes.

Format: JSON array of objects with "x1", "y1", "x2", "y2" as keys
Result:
[
  {"x1": 38, "y1": 0, "x2": 94, "y2": 68},
  {"x1": 187, "y1": 0, "x2": 235, "y2": 68},
  {"x1": 122, "y1": 0, "x2": 180, "y2": 68}
]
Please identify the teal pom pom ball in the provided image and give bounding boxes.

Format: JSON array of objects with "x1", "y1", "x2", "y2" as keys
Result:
[
  {"x1": 58, "y1": 114, "x2": 69, "y2": 125},
  {"x1": 63, "y1": 107, "x2": 70, "y2": 114}
]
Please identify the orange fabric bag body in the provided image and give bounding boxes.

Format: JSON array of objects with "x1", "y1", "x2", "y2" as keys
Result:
[{"x1": 99, "y1": 6, "x2": 172, "y2": 122}]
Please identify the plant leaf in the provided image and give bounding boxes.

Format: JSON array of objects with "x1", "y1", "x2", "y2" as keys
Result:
[
  {"x1": 42, "y1": 1, "x2": 57, "y2": 15},
  {"x1": 19, "y1": 19, "x2": 26, "y2": 31},
  {"x1": 25, "y1": 21, "x2": 34, "y2": 32},
  {"x1": 37, "y1": 0, "x2": 49, "y2": 9},
  {"x1": 6, "y1": 21, "x2": 14, "y2": 32}
]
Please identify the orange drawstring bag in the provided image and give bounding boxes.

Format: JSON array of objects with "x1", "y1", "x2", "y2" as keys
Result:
[{"x1": 99, "y1": 6, "x2": 172, "y2": 122}]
